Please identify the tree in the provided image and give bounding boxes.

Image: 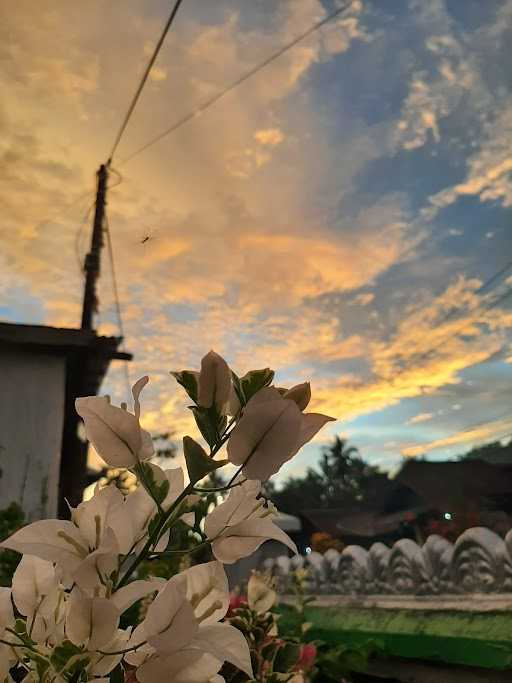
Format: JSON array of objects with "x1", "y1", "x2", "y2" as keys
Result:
[
  {"x1": 268, "y1": 436, "x2": 383, "y2": 514},
  {"x1": 457, "y1": 439, "x2": 512, "y2": 465}
]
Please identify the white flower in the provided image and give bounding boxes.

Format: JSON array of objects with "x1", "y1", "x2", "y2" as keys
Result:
[
  {"x1": 1, "y1": 464, "x2": 193, "y2": 590},
  {"x1": 205, "y1": 480, "x2": 297, "y2": 563},
  {"x1": 227, "y1": 387, "x2": 334, "y2": 481},
  {"x1": 11, "y1": 556, "x2": 61, "y2": 637},
  {"x1": 75, "y1": 376, "x2": 154, "y2": 468},
  {"x1": 247, "y1": 572, "x2": 276, "y2": 615},
  {"x1": 197, "y1": 351, "x2": 232, "y2": 414},
  {"x1": 125, "y1": 562, "x2": 252, "y2": 682},
  {"x1": 0, "y1": 587, "x2": 13, "y2": 639},
  {"x1": 65, "y1": 587, "x2": 120, "y2": 652}
]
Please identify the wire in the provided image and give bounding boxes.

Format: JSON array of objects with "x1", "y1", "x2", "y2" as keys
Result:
[
  {"x1": 104, "y1": 212, "x2": 132, "y2": 395},
  {"x1": 104, "y1": 213, "x2": 125, "y2": 342},
  {"x1": 121, "y1": 0, "x2": 354, "y2": 164},
  {"x1": 75, "y1": 200, "x2": 97, "y2": 276},
  {"x1": 108, "y1": 0, "x2": 185, "y2": 162},
  {"x1": 379, "y1": 263, "x2": 512, "y2": 387},
  {"x1": 405, "y1": 283, "x2": 512, "y2": 370}
]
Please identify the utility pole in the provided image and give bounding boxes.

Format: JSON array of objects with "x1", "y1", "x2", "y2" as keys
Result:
[{"x1": 81, "y1": 163, "x2": 108, "y2": 330}]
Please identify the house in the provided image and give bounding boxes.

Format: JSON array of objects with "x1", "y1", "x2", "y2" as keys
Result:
[
  {"x1": 301, "y1": 459, "x2": 512, "y2": 547},
  {"x1": 0, "y1": 321, "x2": 130, "y2": 520}
]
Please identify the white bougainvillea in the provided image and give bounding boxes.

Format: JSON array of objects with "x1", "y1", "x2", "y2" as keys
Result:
[{"x1": 0, "y1": 352, "x2": 334, "y2": 682}]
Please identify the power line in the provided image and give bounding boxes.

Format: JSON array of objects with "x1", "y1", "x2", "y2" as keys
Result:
[
  {"x1": 380, "y1": 264, "x2": 512, "y2": 387},
  {"x1": 122, "y1": 0, "x2": 354, "y2": 164},
  {"x1": 75, "y1": 200, "x2": 97, "y2": 276},
  {"x1": 108, "y1": 0, "x2": 185, "y2": 162},
  {"x1": 407, "y1": 283, "x2": 512, "y2": 370},
  {"x1": 104, "y1": 212, "x2": 132, "y2": 395},
  {"x1": 104, "y1": 213, "x2": 125, "y2": 342}
]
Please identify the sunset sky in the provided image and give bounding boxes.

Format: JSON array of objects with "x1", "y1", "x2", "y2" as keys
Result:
[{"x1": 2, "y1": 0, "x2": 512, "y2": 482}]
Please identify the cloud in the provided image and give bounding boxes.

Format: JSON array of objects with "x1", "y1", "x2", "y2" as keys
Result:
[
  {"x1": 407, "y1": 412, "x2": 433, "y2": 425},
  {"x1": 311, "y1": 277, "x2": 512, "y2": 421},
  {"x1": 2, "y1": 0, "x2": 511, "y2": 480},
  {"x1": 350, "y1": 292, "x2": 375, "y2": 306},
  {"x1": 254, "y1": 128, "x2": 284, "y2": 147},
  {"x1": 393, "y1": 1, "x2": 477, "y2": 151},
  {"x1": 426, "y1": 104, "x2": 512, "y2": 215},
  {"x1": 401, "y1": 415, "x2": 512, "y2": 457}
]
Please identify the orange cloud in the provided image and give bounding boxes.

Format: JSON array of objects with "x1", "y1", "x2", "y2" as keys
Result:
[
  {"x1": 407, "y1": 412, "x2": 434, "y2": 425},
  {"x1": 401, "y1": 416, "x2": 512, "y2": 457}
]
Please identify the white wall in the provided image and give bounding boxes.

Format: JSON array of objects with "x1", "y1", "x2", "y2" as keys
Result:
[{"x1": 0, "y1": 348, "x2": 66, "y2": 520}]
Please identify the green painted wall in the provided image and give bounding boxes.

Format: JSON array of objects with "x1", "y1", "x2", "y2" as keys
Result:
[{"x1": 278, "y1": 605, "x2": 512, "y2": 670}]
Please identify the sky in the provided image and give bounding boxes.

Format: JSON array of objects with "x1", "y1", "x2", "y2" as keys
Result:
[{"x1": 2, "y1": 0, "x2": 512, "y2": 482}]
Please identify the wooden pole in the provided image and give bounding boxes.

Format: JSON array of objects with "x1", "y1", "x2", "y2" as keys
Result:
[{"x1": 81, "y1": 164, "x2": 108, "y2": 330}]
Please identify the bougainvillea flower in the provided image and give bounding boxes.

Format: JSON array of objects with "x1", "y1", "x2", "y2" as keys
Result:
[
  {"x1": 75, "y1": 376, "x2": 154, "y2": 468},
  {"x1": 205, "y1": 480, "x2": 297, "y2": 563}
]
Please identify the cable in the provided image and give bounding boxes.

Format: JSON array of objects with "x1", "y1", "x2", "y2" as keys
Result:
[
  {"x1": 379, "y1": 264, "x2": 512, "y2": 387},
  {"x1": 75, "y1": 200, "x2": 97, "y2": 276},
  {"x1": 405, "y1": 283, "x2": 512, "y2": 370},
  {"x1": 104, "y1": 212, "x2": 132, "y2": 395},
  {"x1": 122, "y1": 0, "x2": 354, "y2": 164},
  {"x1": 104, "y1": 213, "x2": 125, "y2": 342},
  {"x1": 108, "y1": 0, "x2": 185, "y2": 162}
]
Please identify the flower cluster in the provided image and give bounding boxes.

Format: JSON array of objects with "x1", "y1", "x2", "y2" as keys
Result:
[
  {"x1": 222, "y1": 572, "x2": 316, "y2": 683},
  {"x1": 0, "y1": 352, "x2": 334, "y2": 682}
]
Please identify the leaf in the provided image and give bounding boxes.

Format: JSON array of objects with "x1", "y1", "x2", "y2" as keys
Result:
[
  {"x1": 136, "y1": 462, "x2": 170, "y2": 505},
  {"x1": 231, "y1": 371, "x2": 245, "y2": 407},
  {"x1": 50, "y1": 640, "x2": 83, "y2": 671},
  {"x1": 109, "y1": 665, "x2": 125, "y2": 683},
  {"x1": 170, "y1": 370, "x2": 199, "y2": 403},
  {"x1": 240, "y1": 368, "x2": 274, "y2": 403},
  {"x1": 190, "y1": 406, "x2": 220, "y2": 449},
  {"x1": 273, "y1": 642, "x2": 301, "y2": 673},
  {"x1": 183, "y1": 436, "x2": 227, "y2": 484}
]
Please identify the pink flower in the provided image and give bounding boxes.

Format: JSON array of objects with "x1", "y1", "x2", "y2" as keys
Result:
[
  {"x1": 228, "y1": 594, "x2": 247, "y2": 612},
  {"x1": 296, "y1": 643, "x2": 317, "y2": 671}
]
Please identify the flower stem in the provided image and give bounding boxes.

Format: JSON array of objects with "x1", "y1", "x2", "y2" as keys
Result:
[{"x1": 115, "y1": 483, "x2": 194, "y2": 589}]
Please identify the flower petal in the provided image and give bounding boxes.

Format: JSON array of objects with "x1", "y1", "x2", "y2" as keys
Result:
[
  {"x1": 204, "y1": 480, "x2": 261, "y2": 539},
  {"x1": 132, "y1": 376, "x2": 149, "y2": 420},
  {"x1": 191, "y1": 623, "x2": 253, "y2": 677},
  {"x1": 111, "y1": 581, "x2": 158, "y2": 613},
  {"x1": 1, "y1": 519, "x2": 88, "y2": 570},
  {"x1": 0, "y1": 588, "x2": 13, "y2": 638},
  {"x1": 198, "y1": 351, "x2": 231, "y2": 413},
  {"x1": 247, "y1": 573, "x2": 276, "y2": 614},
  {"x1": 182, "y1": 562, "x2": 228, "y2": 624},
  {"x1": 227, "y1": 396, "x2": 301, "y2": 481},
  {"x1": 11, "y1": 556, "x2": 57, "y2": 618},
  {"x1": 211, "y1": 534, "x2": 263, "y2": 564},
  {"x1": 144, "y1": 577, "x2": 198, "y2": 655},
  {"x1": 293, "y1": 412, "x2": 336, "y2": 456},
  {"x1": 65, "y1": 589, "x2": 120, "y2": 651}
]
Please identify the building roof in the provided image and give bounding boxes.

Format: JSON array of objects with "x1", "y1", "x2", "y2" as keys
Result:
[
  {"x1": 0, "y1": 321, "x2": 130, "y2": 357},
  {"x1": 303, "y1": 505, "x2": 426, "y2": 539},
  {"x1": 274, "y1": 512, "x2": 302, "y2": 533},
  {"x1": 395, "y1": 459, "x2": 512, "y2": 513},
  {"x1": 0, "y1": 321, "x2": 131, "y2": 395}
]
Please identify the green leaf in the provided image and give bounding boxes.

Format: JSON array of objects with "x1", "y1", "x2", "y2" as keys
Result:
[
  {"x1": 109, "y1": 664, "x2": 125, "y2": 683},
  {"x1": 50, "y1": 640, "x2": 83, "y2": 671},
  {"x1": 273, "y1": 642, "x2": 301, "y2": 673},
  {"x1": 240, "y1": 368, "x2": 274, "y2": 403},
  {"x1": 183, "y1": 436, "x2": 227, "y2": 484},
  {"x1": 231, "y1": 371, "x2": 245, "y2": 408},
  {"x1": 136, "y1": 462, "x2": 170, "y2": 505},
  {"x1": 171, "y1": 370, "x2": 199, "y2": 403},
  {"x1": 190, "y1": 406, "x2": 219, "y2": 449}
]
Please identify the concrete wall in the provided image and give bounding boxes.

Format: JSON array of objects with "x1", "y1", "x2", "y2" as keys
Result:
[{"x1": 0, "y1": 348, "x2": 66, "y2": 520}]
